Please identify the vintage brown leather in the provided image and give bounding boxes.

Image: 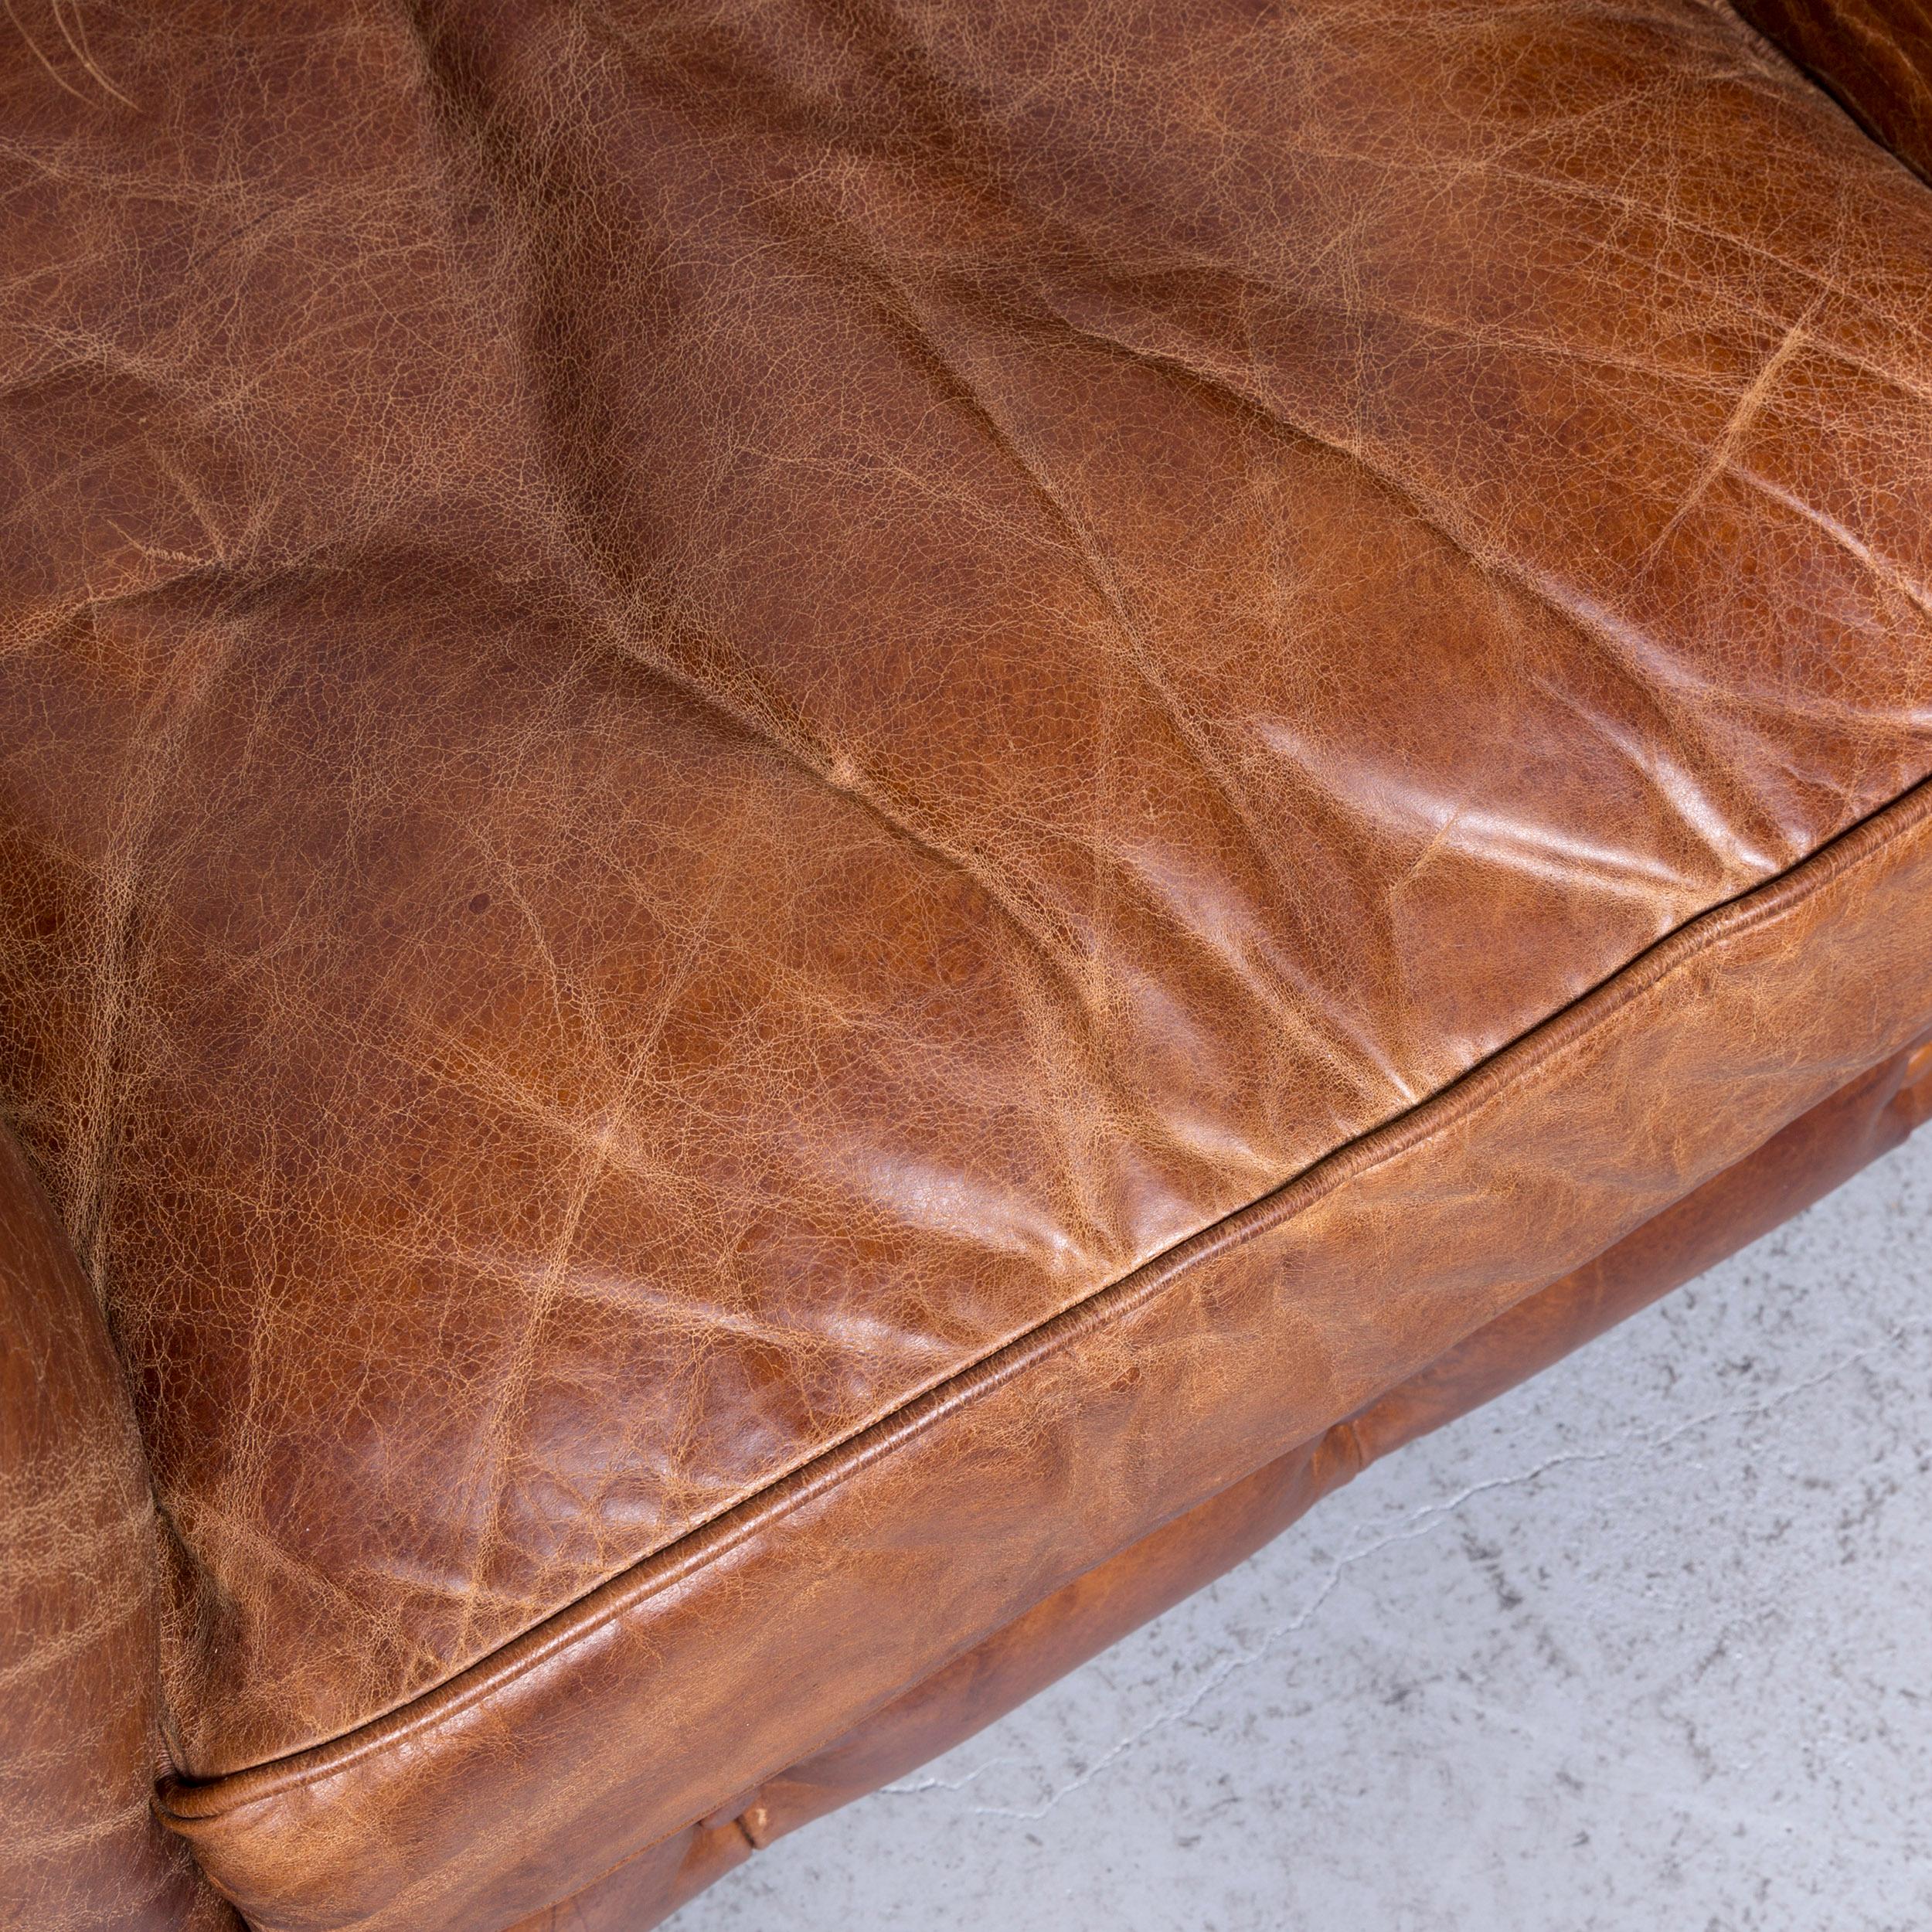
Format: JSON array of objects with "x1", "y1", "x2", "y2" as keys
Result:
[
  {"x1": 3, "y1": 1, "x2": 1931, "y2": 1927},
  {"x1": 0, "y1": 1127, "x2": 240, "y2": 1932},
  {"x1": 1736, "y1": 0, "x2": 1932, "y2": 182},
  {"x1": 498, "y1": 1039, "x2": 1932, "y2": 1932}
]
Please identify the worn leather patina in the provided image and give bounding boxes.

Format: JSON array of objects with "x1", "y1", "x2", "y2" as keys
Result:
[
  {"x1": 2, "y1": 2, "x2": 1930, "y2": 1927},
  {"x1": 1736, "y1": 0, "x2": 1932, "y2": 182},
  {"x1": 0, "y1": 1130, "x2": 240, "y2": 1932},
  {"x1": 497, "y1": 1041, "x2": 1932, "y2": 1932}
]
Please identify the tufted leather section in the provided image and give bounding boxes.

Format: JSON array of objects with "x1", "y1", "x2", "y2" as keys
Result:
[
  {"x1": 1733, "y1": 0, "x2": 1932, "y2": 184},
  {"x1": 0, "y1": 1126, "x2": 239, "y2": 1932}
]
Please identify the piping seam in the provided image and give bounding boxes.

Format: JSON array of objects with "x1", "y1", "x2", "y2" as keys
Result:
[{"x1": 158, "y1": 765, "x2": 1932, "y2": 1821}]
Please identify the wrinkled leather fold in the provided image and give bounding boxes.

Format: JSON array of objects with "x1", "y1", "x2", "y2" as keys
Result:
[
  {"x1": 1734, "y1": 0, "x2": 1932, "y2": 182},
  {"x1": 8, "y1": 0, "x2": 1932, "y2": 1787},
  {"x1": 9, "y1": 4, "x2": 1932, "y2": 1927},
  {"x1": 0, "y1": 1125, "x2": 234, "y2": 1932},
  {"x1": 159, "y1": 773, "x2": 1932, "y2": 1932}
]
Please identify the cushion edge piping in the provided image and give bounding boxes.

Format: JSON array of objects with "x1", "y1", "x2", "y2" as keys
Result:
[{"x1": 157, "y1": 764, "x2": 1932, "y2": 1824}]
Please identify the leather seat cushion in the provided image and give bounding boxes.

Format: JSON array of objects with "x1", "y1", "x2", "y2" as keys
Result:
[{"x1": 2, "y1": 1, "x2": 1930, "y2": 1925}]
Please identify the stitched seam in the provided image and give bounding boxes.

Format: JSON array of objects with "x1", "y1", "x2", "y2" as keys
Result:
[{"x1": 159, "y1": 765, "x2": 1932, "y2": 1820}]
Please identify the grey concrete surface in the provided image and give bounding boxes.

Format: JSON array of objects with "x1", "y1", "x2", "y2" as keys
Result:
[{"x1": 672, "y1": 1131, "x2": 1932, "y2": 1932}]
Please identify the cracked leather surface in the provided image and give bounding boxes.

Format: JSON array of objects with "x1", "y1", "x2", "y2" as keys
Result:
[
  {"x1": 1736, "y1": 0, "x2": 1932, "y2": 185},
  {"x1": 156, "y1": 784, "x2": 1932, "y2": 1932},
  {"x1": 0, "y1": 1126, "x2": 238, "y2": 1931},
  {"x1": 480, "y1": 1041, "x2": 1932, "y2": 1931},
  {"x1": 3, "y1": 0, "x2": 1932, "y2": 1914}
]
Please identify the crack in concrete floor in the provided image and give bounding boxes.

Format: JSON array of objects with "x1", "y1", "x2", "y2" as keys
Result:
[{"x1": 879, "y1": 1317, "x2": 1930, "y2": 1822}]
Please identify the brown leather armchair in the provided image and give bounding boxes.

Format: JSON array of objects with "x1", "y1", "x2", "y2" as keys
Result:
[{"x1": 3, "y1": 3, "x2": 1930, "y2": 1927}]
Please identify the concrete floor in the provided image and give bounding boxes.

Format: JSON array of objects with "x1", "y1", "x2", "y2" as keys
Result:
[{"x1": 672, "y1": 1130, "x2": 1932, "y2": 1932}]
